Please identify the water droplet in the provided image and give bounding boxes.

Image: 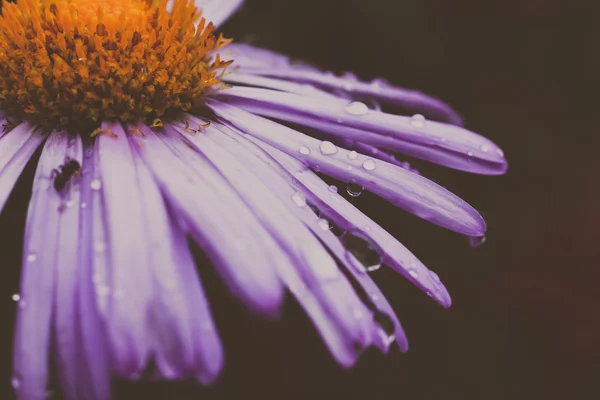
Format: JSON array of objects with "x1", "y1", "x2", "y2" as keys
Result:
[
  {"x1": 352, "y1": 307, "x2": 365, "y2": 320},
  {"x1": 11, "y1": 376, "x2": 21, "y2": 389},
  {"x1": 343, "y1": 101, "x2": 369, "y2": 116},
  {"x1": 410, "y1": 114, "x2": 426, "y2": 128},
  {"x1": 319, "y1": 141, "x2": 338, "y2": 155},
  {"x1": 65, "y1": 200, "x2": 74, "y2": 208},
  {"x1": 362, "y1": 159, "x2": 376, "y2": 171},
  {"x1": 480, "y1": 144, "x2": 490, "y2": 152},
  {"x1": 94, "y1": 242, "x2": 106, "y2": 253},
  {"x1": 26, "y1": 253, "x2": 37, "y2": 263},
  {"x1": 467, "y1": 151, "x2": 474, "y2": 157},
  {"x1": 346, "y1": 180, "x2": 364, "y2": 197},
  {"x1": 328, "y1": 185, "x2": 338, "y2": 193},
  {"x1": 373, "y1": 310, "x2": 396, "y2": 346},
  {"x1": 408, "y1": 268, "x2": 418, "y2": 279},
  {"x1": 80, "y1": 202, "x2": 87, "y2": 209},
  {"x1": 348, "y1": 150, "x2": 358, "y2": 160},
  {"x1": 317, "y1": 218, "x2": 330, "y2": 231},
  {"x1": 341, "y1": 230, "x2": 383, "y2": 272},
  {"x1": 496, "y1": 148, "x2": 505, "y2": 157},
  {"x1": 468, "y1": 235, "x2": 487, "y2": 248},
  {"x1": 298, "y1": 146, "x2": 310, "y2": 155},
  {"x1": 429, "y1": 270, "x2": 441, "y2": 283},
  {"x1": 90, "y1": 179, "x2": 102, "y2": 191},
  {"x1": 291, "y1": 192, "x2": 307, "y2": 207},
  {"x1": 12, "y1": 294, "x2": 20, "y2": 302}
]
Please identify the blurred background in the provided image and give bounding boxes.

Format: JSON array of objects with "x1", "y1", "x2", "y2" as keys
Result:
[{"x1": 1, "y1": 0, "x2": 598, "y2": 399}]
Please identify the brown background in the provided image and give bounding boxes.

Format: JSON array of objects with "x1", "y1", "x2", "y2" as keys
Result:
[{"x1": 1, "y1": 0, "x2": 598, "y2": 399}]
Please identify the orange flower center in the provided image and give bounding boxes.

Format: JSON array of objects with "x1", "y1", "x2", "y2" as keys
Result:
[{"x1": 0, "y1": 0, "x2": 232, "y2": 134}]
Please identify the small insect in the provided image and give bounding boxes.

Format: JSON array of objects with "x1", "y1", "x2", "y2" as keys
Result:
[{"x1": 51, "y1": 157, "x2": 81, "y2": 192}]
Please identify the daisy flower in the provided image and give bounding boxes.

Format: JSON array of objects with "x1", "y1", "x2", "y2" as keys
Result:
[{"x1": 0, "y1": 0, "x2": 507, "y2": 399}]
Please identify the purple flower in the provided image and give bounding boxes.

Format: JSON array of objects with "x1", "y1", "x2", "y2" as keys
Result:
[{"x1": 0, "y1": 0, "x2": 507, "y2": 399}]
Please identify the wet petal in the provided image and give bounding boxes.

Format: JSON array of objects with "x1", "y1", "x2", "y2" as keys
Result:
[
  {"x1": 133, "y1": 124, "x2": 285, "y2": 317},
  {"x1": 208, "y1": 100, "x2": 486, "y2": 236},
  {"x1": 93, "y1": 122, "x2": 153, "y2": 377},
  {"x1": 227, "y1": 43, "x2": 464, "y2": 125},
  {"x1": 0, "y1": 123, "x2": 44, "y2": 213},
  {"x1": 202, "y1": 120, "x2": 408, "y2": 353},
  {"x1": 13, "y1": 131, "x2": 75, "y2": 400},
  {"x1": 169, "y1": 118, "x2": 375, "y2": 365},
  {"x1": 215, "y1": 87, "x2": 507, "y2": 174}
]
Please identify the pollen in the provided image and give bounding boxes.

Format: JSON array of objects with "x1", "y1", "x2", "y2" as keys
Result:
[{"x1": 0, "y1": 0, "x2": 233, "y2": 134}]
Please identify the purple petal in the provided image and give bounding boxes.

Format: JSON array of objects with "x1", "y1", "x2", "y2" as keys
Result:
[
  {"x1": 203, "y1": 120, "x2": 408, "y2": 353},
  {"x1": 132, "y1": 124, "x2": 285, "y2": 317},
  {"x1": 208, "y1": 100, "x2": 486, "y2": 236},
  {"x1": 12, "y1": 131, "x2": 73, "y2": 400},
  {"x1": 215, "y1": 87, "x2": 507, "y2": 174},
  {"x1": 227, "y1": 43, "x2": 464, "y2": 125},
  {"x1": 93, "y1": 122, "x2": 153, "y2": 377},
  {"x1": 0, "y1": 123, "x2": 44, "y2": 213},
  {"x1": 169, "y1": 118, "x2": 375, "y2": 364},
  {"x1": 196, "y1": 0, "x2": 244, "y2": 27}
]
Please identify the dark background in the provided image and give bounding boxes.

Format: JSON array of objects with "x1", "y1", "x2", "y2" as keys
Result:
[{"x1": 1, "y1": 0, "x2": 599, "y2": 399}]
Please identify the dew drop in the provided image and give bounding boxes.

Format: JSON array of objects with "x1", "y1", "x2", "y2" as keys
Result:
[
  {"x1": 328, "y1": 185, "x2": 338, "y2": 193},
  {"x1": 362, "y1": 159, "x2": 376, "y2": 171},
  {"x1": 480, "y1": 144, "x2": 490, "y2": 152},
  {"x1": 317, "y1": 218, "x2": 330, "y2": 231},
  {"x1": 26, "y1": 253, "x2": 37, "y2": 263},
  {"x1": 410, "y1": 114, "x2": 426, "y2": 128},
  {"x1": 298, "y1": 146, "x2": 310, "y2": 155},
  {"x1": 12, "y1": 294, "x2": 20, "y2": 302},
  {"x1": 496, "y1": 148, "x2": 505, "y2": 157},
  {"x1": 291, "y1": 192, "x2": 307, "y2": 207},
  {"x1": 429, "y1": 270, "x2": 441, "y2": 283},
  {"x1": 373, "y1": 310, "x2": 396, "y2": 346},
  {"x1": 468, "y1": 235, "x2": 487, "y2": 248},
  {"x1": 11, "y1": 376, "x2": 21, "y2": 389},
  {"x1": 348, "y1": 150, "x2": 358, "y2": 160},
  {"x1": 341, "y1": 230, "x2": 383, "y2": 272},
  {"x1": 65, "y1": 200, "x2": 74, "y2": 208},
  {"x1": 346, "y1": 180, "x2": 364, "y2": 197},
  {"x1": 467, "y1": 151, "x2": 474, "y2": 157},
  {"x1": 319, "y1": 141, "x2": 338, "y2": 155},
  {"x1": 343, "y1": 101, "x2": 369, "y2": 116},
  {"x1": 80, "y1": 202, "x2": 87, "y2": 209},
  {"x1": 90, "y1": 179, "x2": 102, "y2": 191},
  {"x1": 408, "y1": 268, "x2": 418, "y2": 279}
]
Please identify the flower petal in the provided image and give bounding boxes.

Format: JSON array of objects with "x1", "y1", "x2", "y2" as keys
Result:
[
  {"x1": 93, "y1": 122, "x2": 154, "y2": 377},
  {"x1": 208, "y1": 100, "x2": 486, "y2": 236},
  {"x1": 13, "y1": 131, "x2": 75, "y2": 400},
  {"x1": 226, "y1": 43, "x2": 464, "y2": 125},
  {"x1": 133, "y1": 124, "x2": 285, "y2": 317},
  {"x1": 215, "y1": 87, "x2": 507, "y2": 174},
  {"x1": 201, "y1": 120, "x2": 409, "y2": 353},
  {"x1": 196, "y1": 0, "x2": 244, "y2": 28},
  {"x1": 169, "y1": 119, "x2": 375, "y2": 365},
  {"x1": 0, "y1": 123, "x2": 44, "y2": 213}
]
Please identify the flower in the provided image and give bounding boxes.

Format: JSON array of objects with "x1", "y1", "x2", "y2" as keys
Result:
[{"x1": 0, "y1": 0, "x2": 507, "y2": 399}]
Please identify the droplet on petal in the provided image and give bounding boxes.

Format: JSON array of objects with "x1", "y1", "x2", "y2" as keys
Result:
[
  {"x1": 328, "y1": 185, "x2": 338, "y2": 193},
  {"x1": 341, "y1": 230, "x2": 383, "y2": 272},
  {"x1": 468, "y1": 235, "x2": 487, "y2": 248},
  {"x1": 319, "y1": 140, "x2": 338, "y2": 155},
  {"x1": 90, "y1": 179, "x2": 102, "y2": 190},
  {"x1": 480, "y1": 144, "x2": 490, "y2": 152},
  {"x1": 346, "y1": 180, "x2": 364, "y2": 197},
  {"x1": 11, "y1": 294, "x2": 20, "y2": 302},
  {"x1": 292, "y1": 192, "x2": 307, "y2": 207},
  {"x1": 317, "y1": 218, "x2": 330, "y2": 231},
  {"x1": 348, "y1": 150, "x2": 358, "y2": 160},
  {"x1": 362, "y1": 159, "x2": 376, "y2": 171},
  {"x1": 298, "y1": 146, "x2": 311, "y2": 155},
  {"x1": 410, "y1": 114, "x2": 426, "y2": 128},
  {"x1": 26, "y1": 253, "x2": 37, "y2": 263},
  {"x1": 343, "y1": 101, "x2": 369, "y2": 116}
]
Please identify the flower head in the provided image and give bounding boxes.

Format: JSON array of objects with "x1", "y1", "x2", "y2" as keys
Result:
[{"x1": 0, "y1": 1, "x2": 507, "y2": 399}]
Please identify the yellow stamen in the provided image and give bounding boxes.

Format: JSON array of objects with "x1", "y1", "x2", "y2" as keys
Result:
[{"x1": 0, "y1": 0, "x2": 233, "y2": 135}]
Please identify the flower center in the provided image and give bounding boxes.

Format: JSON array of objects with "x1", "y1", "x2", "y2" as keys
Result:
[{"x1": 0, "y1": 0, "x2": 232, "y2": 134}]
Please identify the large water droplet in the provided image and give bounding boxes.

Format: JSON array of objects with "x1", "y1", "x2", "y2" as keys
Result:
[
  {"x1": 410, "y1": 114, "x2": 426, "y2": 128},
  {"x1": 90, "y1": 179, "x2": 102, "y2": 191},
  {"x1": 346, "y1": 180, "x2": 364, "y2": 197},
  {"x1": 319, "y1": 141, "x2": 338, "y2": 155},
  {"x1": 12, "y1": 294, "x2": 20, "y2": 302},
  {"x1": 348, "y1": 150, "x2": 358, "y2": 160},
  {"x1": 373, "y1": 310, "x2": 396, "y2": 347},
  {"x1": 328, "y1": 185, "x2": 338, "y2": 193},
  {"x1": 341, "y1": 230, "x2": 383, "y2": 272},
  {"x1": 362, "y1": 159, "x2": 376, "y2": 171},
  {"x1": 468, "y1": 235, "x2": 487, "y2": 248},
  {"x1": 298, "y1": 146, "x2": 310, "y2": 155},
  {"x1": 292, "y1": 192, "x2": 307, "y2": 207},
  {"x1": 344, "y1": 101, "x2": 369, "y2": 116}
]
